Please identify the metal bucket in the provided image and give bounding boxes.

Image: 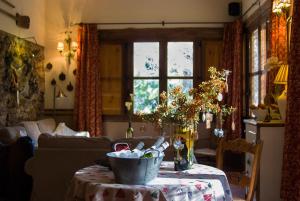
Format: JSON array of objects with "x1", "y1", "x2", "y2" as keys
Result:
[{"x1": 106, "y1": 153, "x2": 163, "y2": 185}]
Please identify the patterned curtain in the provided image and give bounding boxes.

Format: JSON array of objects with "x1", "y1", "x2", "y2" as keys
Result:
[
  {"x1": 281, "y1": 1, "x2": 300, "y2": 199},
  {"x1": 267, "y1": 6, "x2": 288, "y2": 95},
  {"x1": 74, "y1": 24, "x2": 103, "y2": 137},
  {"x1": 222, "y1": 18, "x2": 243, "y2": 140}
]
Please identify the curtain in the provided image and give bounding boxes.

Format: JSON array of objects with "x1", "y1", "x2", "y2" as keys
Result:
[
  {"x1": 221, "y1": 18, "x2": 243, "y2": 140},
  {"x1": 267, "y1": 9, "x2": 288, "y2": 95},
  {"x1": 280, "y1": 1, "x2": 300, "y2": 199},
  {"x1": 74, "y1": 24, "x2": 103, "y2": 137}
]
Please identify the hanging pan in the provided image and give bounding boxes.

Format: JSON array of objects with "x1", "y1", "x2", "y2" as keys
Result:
[{"x1": 0, "y1": 7, "x2": 30, "y2": 29}]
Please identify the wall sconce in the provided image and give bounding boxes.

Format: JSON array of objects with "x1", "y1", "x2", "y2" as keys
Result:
[
  {"x1": 57, "y1": 31, "x2": 78, "y2": 65},
  {"x1": 51, "y1": 78, "x2": 67, "y2": 116},
  {"x1": 272, "y1": 0, "x2": 291, "y2": 14}
]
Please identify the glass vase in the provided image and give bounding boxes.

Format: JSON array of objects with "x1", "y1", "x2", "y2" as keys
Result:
[{"x1": 173, "y1": 126, "x2": 195, "y2": 171}]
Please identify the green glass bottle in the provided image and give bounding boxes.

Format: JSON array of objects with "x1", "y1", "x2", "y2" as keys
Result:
[{"x1": 126, "y1": 123, "x2": 133, "y2": 138}]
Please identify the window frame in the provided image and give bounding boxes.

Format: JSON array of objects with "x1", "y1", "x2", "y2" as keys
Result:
[
  {"x1": 131, "y1": 40, "x2": 198, "y2": 110},
  {"x1": 99, "y1": 28, "x2": 223, "y2": 121},
  {"x1": 244, "y1": 0, "x2": 271, "y2": 116}
]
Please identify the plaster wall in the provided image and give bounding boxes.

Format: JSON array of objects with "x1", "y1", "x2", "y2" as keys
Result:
[
  {"x1": 44, "y1": 0, "x2": 240, "y2": 110},
  {"x1": 43, "y1": 0, "x2": 240, "y2": 139},
  {"x1": 0, "y1": 0, "x2": 45, "y2": 45}
]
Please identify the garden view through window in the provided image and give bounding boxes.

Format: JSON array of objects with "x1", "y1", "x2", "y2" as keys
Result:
[{"x1": 133, "y1": 42, "x2": 194, "y2": 113}]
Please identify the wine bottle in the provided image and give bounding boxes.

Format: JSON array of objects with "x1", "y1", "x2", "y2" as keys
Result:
[
  {"x1": 131, "y1": 141, "x2": 145, "y2": 158},
  {"x1": 132, "y1": 141, "x2": 144, "y2": 151},
  {"x1": 150, "y1": 136, "x2": 165, "y2": 149},
  {"x1": 142, "y1": 141, "x2": 169, "y2": 158}
]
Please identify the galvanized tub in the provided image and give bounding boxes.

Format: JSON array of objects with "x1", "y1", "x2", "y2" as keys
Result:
[{"x1": 106, "y1": 153, "x2": 163, "y2": 185}]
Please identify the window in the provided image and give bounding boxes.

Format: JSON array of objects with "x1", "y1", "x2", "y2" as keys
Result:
[
  {"x1": 98, "y1": 28, "x2": 224, "y2": 117},
  {"x1": 133, "y1": 42, "x2": 160, "y2": 113},
  {"x1": 167, "y1": 42, "x2": 193, "y2": 95},
  {"x1": 133, "y1": 41, "x2": 194, "y2": 113},
  {"x1": 249, "y1": 23, "x2": 267, "y2": 106}
]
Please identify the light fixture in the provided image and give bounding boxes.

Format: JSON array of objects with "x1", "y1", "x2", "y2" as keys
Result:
[
  {"x1": 272, "y1": 0, "x2": 291, "y2": 14},
  {"x1": 51, "y1": 79, "x2": 67, "y2": 116},
  {"x1": 57, "y1": 31, "x2": 78, "y2": 65},
  {"x1": 274, "y1": 64, "x2": 288, "y2": 121}
]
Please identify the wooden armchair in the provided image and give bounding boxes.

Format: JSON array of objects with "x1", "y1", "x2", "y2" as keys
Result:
[{"x1": 216, "y1": 138, "x2": 263, "y2": 201}]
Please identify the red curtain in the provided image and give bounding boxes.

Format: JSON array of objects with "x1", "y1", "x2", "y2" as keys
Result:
[
  {"x1": 267, "y1": 10, "x2": 288, "y2": 95},
  {"x1": 222, "y1": 18, "x2": 243, "y2": 140},
  {"x1": 281, "y1": 1, "x2": 300, "y2": 200},
  {"x1": 74, "y1": 24, "x2": 103, "y2": 137}
]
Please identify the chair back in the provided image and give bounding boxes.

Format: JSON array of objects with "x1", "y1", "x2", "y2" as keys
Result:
[{"x1": 216, "y1": 138, "x2": 263, "y2": 201}]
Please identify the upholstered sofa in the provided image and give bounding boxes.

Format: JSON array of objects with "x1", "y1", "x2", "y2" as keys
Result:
[
  {"x1": 0, "y1": 118, "x2": 89, "y2": 201},
  {"x1": 24, "y1": 134, "x2": 174, "y2": 201},
  {"x1": 0, "y1": 126, "x2": 35, "y2": 201},
  {"x1": 0, "y1": 118, "x2": 175, "y2": 201}
]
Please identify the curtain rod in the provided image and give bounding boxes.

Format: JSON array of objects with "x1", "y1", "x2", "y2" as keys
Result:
[{"x1": 72, "y1": 21, "x2": 231, "y2": 26}]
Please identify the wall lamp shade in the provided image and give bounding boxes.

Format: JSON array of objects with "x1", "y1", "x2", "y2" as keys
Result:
[
  {"x1": 274, "y1": 64, "x2": 288, "y2": 121},
  {"x1": 56, "y1": 89, "x2": 67, "y2": 98},
  {"x1": 272, "y1": 0, "x2": 291, "y2": 14},
  {"x1": 274, "y1": 64, "x2": 288, "y2": 84}
]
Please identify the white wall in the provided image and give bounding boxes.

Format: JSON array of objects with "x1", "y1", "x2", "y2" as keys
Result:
[
  {"x1": 42, "y1": 0, "x2": 241, "y2": 139},
  {"x1": 0, "y1": 0, "x2": 45, "y2": 45},
  {"x1": 44, "y1": 0, "x2": 240, "y2": 109}
]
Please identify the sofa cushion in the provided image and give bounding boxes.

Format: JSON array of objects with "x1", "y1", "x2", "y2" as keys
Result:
[
  {"x1": 20, "y1": 121, "x2": 41, "y2": 144},
  {"x1": 54, "y1": 122, "x2": 90, "y2": 137},
  {"x1": 0, "y1": 126, "x2": 27, "y2": 145},
  {"x1": 37, "y1": 118, "x2": 56, "y2": 134}
]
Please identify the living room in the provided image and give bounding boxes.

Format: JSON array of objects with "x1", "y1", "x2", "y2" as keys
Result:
[{"x1": 0, "y1": 0, "x2": 299, "y2": 201}]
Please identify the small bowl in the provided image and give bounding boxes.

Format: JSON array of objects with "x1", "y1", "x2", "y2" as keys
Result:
[{"x1": 251, "y1": 109, "x2": 268, "y2": 121}]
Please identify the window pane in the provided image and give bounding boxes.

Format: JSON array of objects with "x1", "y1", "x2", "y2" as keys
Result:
[
  {"x1": 134, "y1": 42, "x2": 159, "y2": 77},
  {"x1": 251, "y1": 29, "x2": 259, "y2": 73},
  {"x1": 133, "y1": 79, "x2": 159, "y2": 113},
  {"x1": 260, "y1": 74, "x2": 267, "y2": 104},
  {"x1": 167, "y1": 79, "x2": 193, "y2": 95},
  {"x1": 260, "y1": 24, "x2": 267, "y2": 71},
  {"x1": 251, "y1": 75, "x2": 259, "y2": 106},
  {"x1": 168, "y1": 42, "x2": 193, "y2": 77}
]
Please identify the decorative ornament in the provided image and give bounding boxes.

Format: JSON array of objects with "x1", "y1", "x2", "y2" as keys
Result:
[
  {"x1": 217, "y1": 93, "x2": 223, "y2": 101},
  {"x1": 67, "y1": 82, "x2": 73, "y2": 91},
  {"x1": 46, "y1": 62, "x2": 53, "y2": 70},
  {"x1": 51, "y1": 78, "x2": 56, "y2": 86},
  {"x1": 231, "y1": 121, "x2": 236, "y2": 131},
  {"x1": 202, "y1": 112, "x2": 206, "y2": 122},
  {"x1": 59, "y1": 72, "x2": 66, "y2": 81},
  {"x1": 223, "y1": 70, "x2": 231, "y2": 93},
  {"x1": 231, "y1": 112, "x2": 236, "y2": 131},
  {"x1": 205, "y1": 113, "x2": 213, "y2": 129}
]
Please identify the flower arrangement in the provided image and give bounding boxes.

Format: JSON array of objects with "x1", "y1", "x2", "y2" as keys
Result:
[
  {"x1": 138, "y1": 67, "x2": 235, "y2": 130},
  {"x1": 264, "y1": 56, "x2": 282, "y2": 72}
]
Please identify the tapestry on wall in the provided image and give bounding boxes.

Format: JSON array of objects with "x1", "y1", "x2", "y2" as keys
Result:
[{"x1": 0, "y1": 29, "x2": 44, "y2": 126}]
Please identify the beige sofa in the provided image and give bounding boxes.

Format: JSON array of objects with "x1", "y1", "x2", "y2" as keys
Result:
[{"x1": 25, "y1": 135, "x2": 174, "y2": 201}]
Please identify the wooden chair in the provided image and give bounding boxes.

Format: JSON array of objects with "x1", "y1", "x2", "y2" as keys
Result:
[
  {"x1": 194, "y1": 132, "x2": 219, "y2": 166},
  {"x1": 216, "y1": 138, "x2": 263, "y2": 201}
]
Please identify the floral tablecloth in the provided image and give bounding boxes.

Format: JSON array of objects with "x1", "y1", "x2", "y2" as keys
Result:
[{"x1": 65, "y1": 161, "x2": 232, "y2": 201}]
